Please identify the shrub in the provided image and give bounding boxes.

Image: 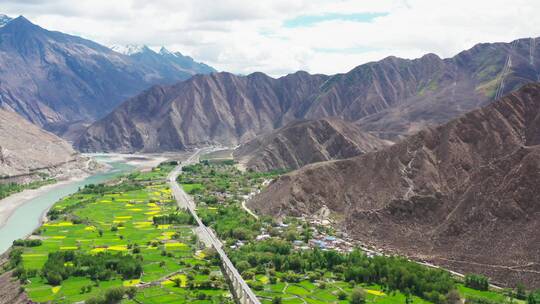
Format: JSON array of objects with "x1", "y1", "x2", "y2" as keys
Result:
[
  {"x1": 45, "y1": 272, "x2": 63, "y2": 286},
  {"x1": 272, "y1": 297, "x2": 282, "y2": 304},
  {"x1": 350, "y1": 288, "x2": 366, "y2": 304},
  {"x1": 125, "y1": 287, "x2": 137, "y2": 299},
  {"x1": 104, "y1": 287, "x2": 125, "y2": 303},
  {"x1": 236, "y1": 261, "x2": 251, "y2": 273},
  {"x1": 516, "y1": 283, "x2": 527, "y2": 300}
]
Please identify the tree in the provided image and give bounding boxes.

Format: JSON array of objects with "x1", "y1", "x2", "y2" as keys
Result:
[
  {"x1": 236, "y1": 261, "x2": 251, "y2": 273},
  {"x1": 104, "y1": 287, "x2": 125, "y2": 304},
  {"x1": 405, "y1": 292, "x2": 413, "y2": 304},
  {"x1": 45, "y1": 272, "x2": 63, "y2": 286},
  {"x1": 350, "y1": 288, "x2": 366, "y2": 304},
  {"x1": 125, "y1": 287, "x2": 137, "y2": 299},
  {"x1": 528, "y1": 290, "x2": 540, "y2": 304},
  {"x1": 85, "y1": 296, "x2": 103, "y2": 304},
  {"x1": 465, "y1": 274, "x2": 489, "y2": 291},
  {"x1": 338, "y1": 291, "x2": 348, "y2": 300},
  {"x1": 446, "y1": 290, "x2": 461, "y2": 304},
  {"x1": 272, "y1": 297, "x2": 282, "y2": 304},
  {"x1": 171, "y1": 277, "x2": 183, "y2": 287},
  {"x1": 516, "y1": 283, "x2": 527, "y2": 300}
]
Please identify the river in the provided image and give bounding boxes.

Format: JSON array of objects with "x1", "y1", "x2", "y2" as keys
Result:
[{"x1": 0, "y1": 156, "x2": 134, "y2": 254}]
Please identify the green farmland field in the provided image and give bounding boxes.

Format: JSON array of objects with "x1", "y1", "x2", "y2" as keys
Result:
[{"x1": 6, "y1": 165, "x2": 233, "y2": 303}]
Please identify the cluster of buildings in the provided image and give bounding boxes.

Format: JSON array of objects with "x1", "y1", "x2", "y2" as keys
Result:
[
  {"x1": 249, "y1": 220, "x2": 357, "y2": 253},
  {"x1": 307, "y1": 235, "x2": 354, "y2": 252}
]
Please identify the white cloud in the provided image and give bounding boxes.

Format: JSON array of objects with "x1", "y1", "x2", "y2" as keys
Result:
[{"x1": 3, "y1": 0, "x2": 540, "y2": 76}]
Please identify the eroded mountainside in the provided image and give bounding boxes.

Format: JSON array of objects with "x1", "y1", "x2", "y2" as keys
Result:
[
  {"x1": 249, "y1": 83, "x2": 540, "y2": 288},
  {"x1": 77, "y1": 37, "x2": 540, "y2": 152},
  {"x1": 0, "y1": 109, "x2": 87, "y2": 180},
  {"x1": 234, "y1": 118, "x2": 389, "y2": 171},
  {"x1": 0, "y1": 16, "x2": 214, "y2": 130},
  {"x1": 76, "y1": 71, "x2": 328, "y2": 152}
]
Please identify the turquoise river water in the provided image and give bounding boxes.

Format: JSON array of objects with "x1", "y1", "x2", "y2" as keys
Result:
[{"x1": 0, "y1": 156, "x2": 134, "y2": 254}]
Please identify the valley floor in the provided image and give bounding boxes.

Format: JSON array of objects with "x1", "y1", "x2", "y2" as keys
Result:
[{"x1": 1, "y1": 152, "x2": 536, "y2": 304}]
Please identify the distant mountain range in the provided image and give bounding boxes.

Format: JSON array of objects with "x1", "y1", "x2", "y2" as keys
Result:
[
  {"x1": 76, "y1": 36, "x2": 540, "y2": 152},
  {"x1": 249, "y1": 83, "x2": 540, "y2": 288},
  {"x1": 233, "y1": 118, "x2": 390, "y2": 171},
  {"x1": 0, "y1": 15, "x2": 215, "y2": 132},
  {"x1": 111, "y1": 44, "x2": 215, "y2": 76}
]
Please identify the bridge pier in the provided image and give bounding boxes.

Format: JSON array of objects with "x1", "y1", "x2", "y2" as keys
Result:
[{"x1": 219, "y1": 249, "x2": 259, "y2": 304}]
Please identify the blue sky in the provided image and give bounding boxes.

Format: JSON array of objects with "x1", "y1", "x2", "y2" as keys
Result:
[
  {"x1": 284, "y1": 12, "x2": 389, "y2": 28},
  {"x1": 1, "y1": 0, "x2": 539, "y2": 76}
]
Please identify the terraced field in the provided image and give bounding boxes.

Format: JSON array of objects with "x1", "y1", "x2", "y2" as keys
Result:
[{"x1": 6, "y1": 164, "x2": 233, "y2": 303}]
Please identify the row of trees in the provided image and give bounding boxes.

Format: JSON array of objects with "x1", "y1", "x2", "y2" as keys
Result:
[
  {"x1": 42, "y1": 251, "x2": 142, "y2": 285},
  {"x1": 79, "y1": 182, "x2": 143, "y2": 195},
  {"x1": 464, "y1": 274, "x2": 489, "y2": 291},
  {"x1": 152, "y1": 212, "x2": 194, "y2": 225},
  {"x1": 12, "y1": 239, "x2": 42, "y2": 247},
  {"x1": 0, "y1": 178, "x2": 55, "y2": 200}
]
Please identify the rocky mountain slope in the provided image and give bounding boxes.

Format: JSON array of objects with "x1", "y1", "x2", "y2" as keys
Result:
[
  {"x1": 0, "y1": 270, "x2": 26, "y2": 304},
  {"x1": 0, "y1": 109, "x2": 85, "y2": 180},
  {"x1": 0, "y1": 15, "x2": 214, "y2": 130},
  {"x1": 76, "y1": 71, "x2": 328, "y2": 152},
  {"x1": 233, "y1": 118, "x2": 389, "y2": 171},
  {"x1": 77, "y1": 36, "x2": 540, "y2": 152},
  {"x1": 248, "y1": 83, "x2": 540, "y2": 288}
]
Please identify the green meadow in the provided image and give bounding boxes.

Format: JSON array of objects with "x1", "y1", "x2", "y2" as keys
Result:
[{"x1": 5, "y1": 164, "x2": 233, "y2": 304}]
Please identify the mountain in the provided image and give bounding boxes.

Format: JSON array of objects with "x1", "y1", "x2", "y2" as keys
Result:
[
  {"x1": 76, "y1": 71, "x2": 329, "y2": 152},
  {"x1": 111, "y1": 44, "x2": 216, "y2": 78},
  {"x1": 0, "y1": 109, "x2": 86, "y2": 179},
  {"x1": 77, "y1": 37, "x2": 540, "y2": 152},
  {"x1": 233, "y1": 118, "x2": 390, "y2": 171},
  {"x1": 248, "y1": 83, "x2": 540, "y2": 288},
  {"x1": 0, "y1": 15, "x2": 215, "y2": 131},
  {"x1": 0, "y1": 14, "x2": 12, "y2": 27}
]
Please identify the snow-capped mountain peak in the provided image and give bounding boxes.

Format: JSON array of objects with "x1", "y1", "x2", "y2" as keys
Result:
[
  {"x1": 110, "y1": 44, "x2": 151, "y2": 56},
  {"x1": 0, "y1": 14, "x2": 13, "y2": 27},
  {"x1": 159, "y1": 47, "x2": 174, "y2": 56}
]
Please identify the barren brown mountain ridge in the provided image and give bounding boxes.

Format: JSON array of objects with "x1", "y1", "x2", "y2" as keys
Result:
[
  {"x1": 249, "y1": 83, "x2": 540, "y2": 288},
  {"x1": 77, "y1": 36, "x2": 540, "y2": 152},
  {"x1": 0, "y1": 109, "x2": 89, "y2": 182},
  {"x1": 234, "y1": 118, "x2": 390, "y2": 171}
]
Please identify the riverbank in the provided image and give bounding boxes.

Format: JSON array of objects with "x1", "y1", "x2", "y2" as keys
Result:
[
  {"x1": 85, "y1": 152, "x2": 192, "y2": 170},
  {"x1": 0, "y1": 153, "x2": 175, "y2": 228},
  {"x1": 0, "y1": 166, "x2": 92, "y2": 230},
  {"x1": 0, "y1": 156, "x2": 134, "y2": 254}
]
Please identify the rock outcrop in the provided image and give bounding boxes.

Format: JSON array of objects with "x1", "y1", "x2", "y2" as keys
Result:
[{"x1": 234, "y1": 118, "x2": 389, "y2": 171}]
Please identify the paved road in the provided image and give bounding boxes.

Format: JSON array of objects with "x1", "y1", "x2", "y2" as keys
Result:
[{"x1": 168, "y1": 150, "x2": 260, "y2": 304}]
